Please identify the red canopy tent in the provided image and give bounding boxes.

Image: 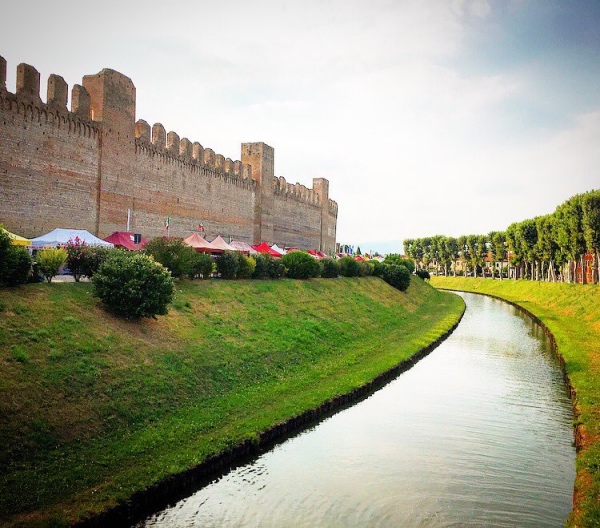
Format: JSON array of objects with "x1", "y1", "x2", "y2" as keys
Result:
[
  {"x1": 103, "y1": 231, "x2": 148, "y2": 250},
  {"x1": 252, "y1": 242, "x2": 282, "y2": 257},
  {"x1": 210, "y1": 235, "x2": 236, "y2": 252},
  {"x1": 183, "y1": 233, "x2": 223, "y2": 253}
]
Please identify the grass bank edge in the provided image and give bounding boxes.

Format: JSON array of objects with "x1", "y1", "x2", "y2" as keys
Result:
[
  {"x1": 1, "y1": 277, "x2": 464, "y2": 527},
  {"x1": 430, "y1": 276, "x2": 600, "y2": 528}
]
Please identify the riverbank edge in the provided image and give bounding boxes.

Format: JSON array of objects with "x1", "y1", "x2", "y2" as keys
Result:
[
  {"x1": 436, "y1": 286, "x2": 584, "y2": 526},
  {"x1": 74, "y1": 299, "x2": 466, "y2": 528}
]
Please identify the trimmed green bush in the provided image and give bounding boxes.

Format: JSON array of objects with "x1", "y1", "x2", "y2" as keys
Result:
[
  {"x1": 217, "y1": 251, "x2": 241, "y2": 279},
  {"x1": 145, "y1": 238, "x2": 196, "y2": 279},
  {"x1": 251, "y1": 254, "x2": 286, "y2": 279},
  {"x1": 189, "y1": 252, "x2": 214, "y2": 280},
  {"x1": 238, "y1": 255, "x2": 256, "y2": 279},
  {"x1": 281, "y1": 251, "x2": 320, "y2": 279},
  {"x1": 382, "y1": 263, "x2": 411, "y2": 292},
  {"x1": 416, "y1": 269, "x2": 430, "y2": 280},
  {"x1": 1, "y1": 247, "x2": 32, "y2": 286},
  {"x1": 0, "y1": 228, "x2": 32, "y2": 286},
  {"x1": 370, "y1": 260, "x2": 384, "y2": 277},
  {"x1": 320, "y1": 258, "x2": 340, "y2": 278},
  {"x1": 37, "y1": 248, "x2": 68, "y2": 283},
  {"x1": 338, "y1": 256, "x2": 360, "y2": 277},
  {"x1": 92, "y1": 252, "x2": 174, "y2": 319}
]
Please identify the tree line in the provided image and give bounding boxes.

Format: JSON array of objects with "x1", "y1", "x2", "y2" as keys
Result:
[{"x1": 403, "y1": 189, "x2": 600, "y2": 284}]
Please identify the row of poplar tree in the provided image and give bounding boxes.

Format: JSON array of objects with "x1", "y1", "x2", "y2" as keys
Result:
[{"x1": 403, "y1": 189, "x2": 600, "y2": 284}]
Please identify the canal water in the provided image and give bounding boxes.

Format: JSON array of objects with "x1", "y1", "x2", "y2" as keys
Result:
[{"x1": 138, "y1": 292, "x2": 575, "y2": 527}]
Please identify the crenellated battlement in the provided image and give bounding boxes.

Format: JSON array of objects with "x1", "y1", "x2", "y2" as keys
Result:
[
  {"x1": 134, "y1": 118, "x2": 254, "y2": 188},
  {"x1": 0, "y1": 57, "x2": 99, "y2": 140},
  {"x1": 0, "y1": 53, "x2": 337, "y2": 251}
]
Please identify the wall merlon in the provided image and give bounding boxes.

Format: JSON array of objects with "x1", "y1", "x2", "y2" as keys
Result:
[
  {"x1": 166, "y1": 131, "x2": 180, "y2": 155},
  {"x1": 16, "y1": 63, "x2": 41, "y2": 104},
  {"x1": 135, "y1": 119, "x2": 151, "y2": 141},
  {"x1": 72, "y1": 84, "x2": 91, "y2": 118},
  {"x1": 192, "y1": 142, "x2": 204, "y2": 163},
  {"x1": 234, "y1": 160, "x2": 242, "y2": 176},
  {"x1": 47, "y1": 74, "x2": 68, "y2": 112},
  {"x1": 204, "y1": 148, "x2": 215, "y2": 167},
  {"x1": 180, "y1": 137, "x2": 192, "y2": 160},
  {"x1": 0, "y1": 56, "x2": 6, "y2": 92},
  {"x1": 214, "y1": 153, "x2": 224, "y2": 171},
  {"x1": 242, "y1": 164, "x2": 251, "y2": 180},
  {"x1": 152, "y1": 123, "x2": 166, "y2": 148}
]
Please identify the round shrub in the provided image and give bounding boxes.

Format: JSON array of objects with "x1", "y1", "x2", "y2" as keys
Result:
[
  {"x1": 189, "y1": 252, "x2": 214, "y2": 279},
  {"x1": 268, "y1": 258, "x2": 286, "y2": 279},
  {"x1": 370, "y1": 260, "x2": 384, "y2": 277},
  {"x1": 320, "y1": 258, "x2": 340, "y2": 278},
  {"x1": 252, "y1": 254, "x2": 285, "y2": 279},
  {"x1": 92, "y1": 252, "x2": 174, "y2": 319},
  {"x1": 145, "y1": 238, "x2": 196, "y2": 279},
  {"x1": 382, "y1": 263, "x2": 411, "y2": 292},
  {"x1": 216, "y1": 251, "x2": 241, "y2": 279},
  {"x1": 338, "y1": 256, "x2": 360, "y2": 277},
  {"x1": 252, "y1": 254, "x2": 271, "y2": 279},
  {"x1": 238, "y1": 255, "x2": 256, "y2": 279},
  {"x1": 0, "y1": 246, "x2": 32, "y2": 286},
  {"x1": 281, "y1": 251, "x2": 320, "y2": 279},
  {"x1": 37, "y1": 248, "x2": 67, "y2": 283},
  {"x1": 415, "y1": 269, "x2": 430, "y2": 280}
]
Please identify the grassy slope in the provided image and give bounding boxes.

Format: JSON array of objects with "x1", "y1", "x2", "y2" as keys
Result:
[
  {"x1": 431, "y1": 276, "x2": 600, "y2": 527},
  {"x1": 0, "y1": 277, "x2": 463, "y2": 527}
]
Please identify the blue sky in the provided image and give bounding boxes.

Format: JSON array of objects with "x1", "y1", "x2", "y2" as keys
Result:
[{"x1": 2, "y1": 0, "x2": 599, "y2": 254}]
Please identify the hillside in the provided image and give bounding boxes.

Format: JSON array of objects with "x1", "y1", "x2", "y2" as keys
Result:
[
  {"x1": 0, "y1": 276, "x2": 464, "y2": 527},
  {"x1": 431, "y1": 276, "x2": 600, "y2": 527}
]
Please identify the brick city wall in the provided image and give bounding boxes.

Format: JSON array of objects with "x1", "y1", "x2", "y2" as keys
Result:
[{"x1": 0, "y1": 55, "x2": 337, "y2": 250}]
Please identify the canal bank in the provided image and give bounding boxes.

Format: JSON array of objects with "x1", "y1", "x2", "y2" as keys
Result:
[
  {"x1": 431, "y1": 277, "x2": 600, "y2": 528},
  {"x1": 0, "y1": 277, "x2": 464, "y2": 527}
]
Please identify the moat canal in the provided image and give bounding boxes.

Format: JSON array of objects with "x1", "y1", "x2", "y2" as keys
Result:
[{"x1": 138, "y1": 292, "x2": 575, "y2": 527}]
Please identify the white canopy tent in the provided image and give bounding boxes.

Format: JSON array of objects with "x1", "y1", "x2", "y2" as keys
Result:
[{"x1": 31, "y1": 228, "x2": 114, "y2": 248}]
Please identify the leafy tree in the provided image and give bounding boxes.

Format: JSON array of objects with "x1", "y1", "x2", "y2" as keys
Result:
[
  {"x1": 92, "y1": 252, "x2": 174, "y2": 319},
  {"x1": 383, "y1": 253, "x2": 415, "y2": 273},
  {"x1": 37, "y1": 248, "x2": 67, "y2": 283},
  {"x1": 582, "y1": 190, "x2": 600, "y2": 284},
  {"x1": 145, "y1": 238, "x2": 196, "y2": 279},
  {"x1": 281, "y1": 251, "x2": 320, "y2": 279}
]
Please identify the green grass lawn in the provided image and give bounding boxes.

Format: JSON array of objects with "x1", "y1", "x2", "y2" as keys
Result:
[
  {"x1": 0, "y1": 276, "x2": 463, "y2": 527},
  {"x1": 431, "y1": 276, "x2": 600, "y2": 528}
]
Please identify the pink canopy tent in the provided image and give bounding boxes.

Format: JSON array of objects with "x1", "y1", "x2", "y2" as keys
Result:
[
  {"x1": 229, "y1": 240, "x2": 258, "y2": 255},
  {"x1": 252, "y1": 242, "x2": 282, "y2": 257},
  {"x1": 210, "y1": 235, "x2": 236, "y2": 252},
  {"x1": 183, "y1": 233, "x2": 223, "y2": 253},
  {"x1": 104, "y1": 231, "x2": 148, "y2": 250}
]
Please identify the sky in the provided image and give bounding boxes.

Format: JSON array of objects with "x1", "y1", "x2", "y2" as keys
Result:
[{"x1": 2, "y1": 0, "x2": 599, "y2": 254}]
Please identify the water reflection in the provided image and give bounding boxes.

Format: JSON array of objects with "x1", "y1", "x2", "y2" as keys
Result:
[{"x1": 138, "y1": 292, "x2": 575, "y2": 528}]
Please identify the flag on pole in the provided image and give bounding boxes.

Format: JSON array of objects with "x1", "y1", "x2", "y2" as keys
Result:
[{"x1": 165, "y1": 216, "x2": 170, "y2": 231}]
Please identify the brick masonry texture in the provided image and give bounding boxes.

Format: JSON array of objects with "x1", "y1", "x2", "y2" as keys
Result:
[{"x1": 0, "y1": 55, "x2": 338, "y2": 252}]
